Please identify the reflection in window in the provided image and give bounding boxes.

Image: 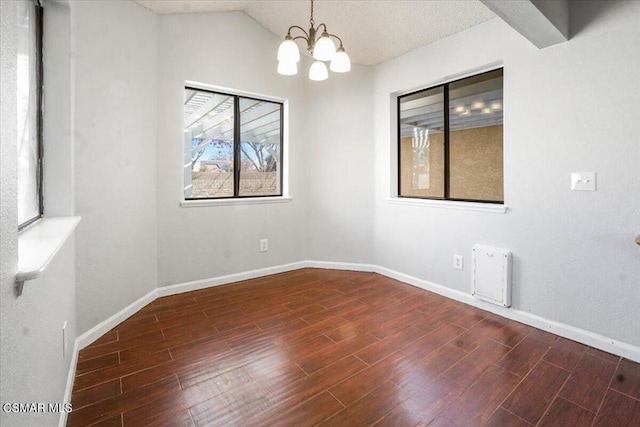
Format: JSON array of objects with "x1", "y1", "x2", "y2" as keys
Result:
[
  {"x1": 399, "y1": 86, "x2": 444, "y2": 198},
  {"x1": 398, "y1": 69, "x2": 503, "y2": 203},
  {"x1": 17, "y1": 0, "x2": 43, "y2": 228},
  {"x1": 183, "y1": 87, "x2": 283, "y2": 199},
  {"x1": 239, "y1": 98, "x2": 282, "y2": 197}
]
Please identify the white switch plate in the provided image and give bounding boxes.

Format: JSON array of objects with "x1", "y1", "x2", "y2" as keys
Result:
[{"x1": 571, "y1": 172, "x2": 596, "y2": 191}]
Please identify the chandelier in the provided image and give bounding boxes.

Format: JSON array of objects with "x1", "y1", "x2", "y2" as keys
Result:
[{"x1": 277, "y1": 0, "x2": 351, "y2": 81}]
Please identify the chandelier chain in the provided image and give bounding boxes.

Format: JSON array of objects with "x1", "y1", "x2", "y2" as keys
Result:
[{"x1": 310, "y1": 0, "x2": 315, "y2": 26}]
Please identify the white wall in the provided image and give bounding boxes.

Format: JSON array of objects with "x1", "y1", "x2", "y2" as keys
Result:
[
  {"x1": 373, "y1": 1, "x2": 640, "y2": 347},
  {"x1": 4, "y1": 4, "x2": 638, "y2": 422},
  {"x1": 306, "y1": 66, "x2": 375, "y2": 263},
  {"x1": 73, "y1": 0, "x2": 159, "y2": 333},
  {"x1": 1, "y1": 1, "x2": 77, "y2": 425},
  {"x1": 155, "y1": 12, "x2": 309, "y2": 286}
]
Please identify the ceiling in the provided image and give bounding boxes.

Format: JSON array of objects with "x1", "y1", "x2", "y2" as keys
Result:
[{"x1": 134, "y1": 0, "x2": 496, "y2": 66}]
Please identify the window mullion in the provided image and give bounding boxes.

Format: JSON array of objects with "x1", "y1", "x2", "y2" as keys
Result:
[
  {"x1": 396, "y1": 97, "x2": 402, "y2": 197},
  {"x1": 443, "y1": 83, "x2": 450, "y2": 200},
  {"x1": 233, "y1": 95, "x2": 241, "y2": 197},
  {"x1": 36, "y1": 1, "x2": 44, "y2": 216}
]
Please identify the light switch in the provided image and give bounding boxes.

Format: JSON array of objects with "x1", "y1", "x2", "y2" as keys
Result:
[{"x1": 571, "y1": 172, "x2": 596, "y2": 191}]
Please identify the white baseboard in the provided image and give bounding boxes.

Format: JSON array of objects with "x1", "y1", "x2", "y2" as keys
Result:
[
  {"x1": 156, "y1": 261, "x2": 308, "y2": 299},
  {"x1": 76, "y1": 288, "x2": 158, "y2": 351},
  {"x1": 304, "y1": 260, "x2": 377, "y2": 272},
  {"x1": 372, "y1": 264, "x2": 640, "y2": 363},
  {"x1": 69, "y1": 260, "x2": 640, "y2": 399},
  {"x1": 59, "y1": 338, "x2": 79, "y2": 427}
]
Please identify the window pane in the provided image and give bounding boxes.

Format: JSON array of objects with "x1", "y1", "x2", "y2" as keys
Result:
[
  {"x1": 17, "y1": 0, "x2": 41, "y2": 226},
  {"x1": 184, "y1": 89, "x2": 235, "y2": 199},
  {"x1": 238, "y1": 98, "x2": 282, "y2": 197},
  {"x1": 448, "y1": 69, "x2": 503, "y2": 202},
  {"x1": 399, "y1": 86, "x2": 445, "y2": 198}
]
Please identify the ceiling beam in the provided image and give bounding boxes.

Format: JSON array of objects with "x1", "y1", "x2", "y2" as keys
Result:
[{"x1": 480, "y1": 0, "x2": 569, "y2": 49}]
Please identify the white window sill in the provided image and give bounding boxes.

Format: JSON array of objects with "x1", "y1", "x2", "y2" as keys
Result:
[
  {"x1": 16, "y1": 216, "x2": 81, "y2": 287},
  {"x1": 181, "y1": 196, "x2": 292, "y2": 208},
  {"x1": 387, "y1": 197, "x2": 508, "y2": 214}
]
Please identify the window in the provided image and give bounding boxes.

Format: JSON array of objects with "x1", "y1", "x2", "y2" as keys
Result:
[
  {"x1": 183, "y1": 87, "x2": 284, "y2": 200},
  {"x1": 17, "y1": 0, "x2": 44, "y2": 229},
  {"x1": 398, "y1": 69, "x2": 503, "y2": 203}
]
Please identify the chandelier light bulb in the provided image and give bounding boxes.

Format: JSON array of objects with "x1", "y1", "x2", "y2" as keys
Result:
[
  {"x1": 277, "y1": 0, "x2": 349, "y2": 81},
  {"x1": 309, "y1": 60, "x2": 329, "y2": 81},
  {"x1": 277, "y1": 36, "x2": 300, "y2": 63},
  {"x1": 313, "y1": 31, "x2": 337, "y2": 61},
  {"x1": 330, "y1": 47, "x2": 351, "y2": 72},
  {"x1": 277, "y1": 60, "x2": 298, "y2": 76}
]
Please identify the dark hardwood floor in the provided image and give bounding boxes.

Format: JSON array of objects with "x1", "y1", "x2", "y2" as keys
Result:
[{"x1": 68, "y1": 268, "x2": 640, "y2": 426}]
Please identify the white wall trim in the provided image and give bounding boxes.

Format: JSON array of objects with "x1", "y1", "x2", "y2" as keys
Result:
[
  {"x1": 76, "y1": 289, "x2": 158, "y2": 351},
  {"x1": 59, "y1": 338, "x2": 79, "y2": 427},
  {"x1": 67, "y1": 259, "x2": 640, "y2": 417},
  {"x1": 304, "y1": 260, "x2": 377, "y2": 272},
  {"x1": 156, "y1": 261, "x2": 307, "y2": 298},
  {"x1": 180, "y1": 197, "x2": 292, "y2": 208},
  {"x1": 372, "y1": 264, "x2": 640, "y2": 363},
  {"x1": 387, "y1": 197, "x2": 508, "y2": 214},
  {"x1": 75, "y1": 261, "x2": 307, "y2": 351}
]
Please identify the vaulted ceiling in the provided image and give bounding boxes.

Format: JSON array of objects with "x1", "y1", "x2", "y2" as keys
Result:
[{"x1": 134, "y1": 0, "x2": 497, "y2": 66}]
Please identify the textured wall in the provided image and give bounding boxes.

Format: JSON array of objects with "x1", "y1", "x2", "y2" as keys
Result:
[
  {"x1": 1, "y1": 2, "x2": 77, "y2": 426},
  {"x1": 73, "y1": 0, "x2": 159, "y2": 333},
  {"x1": 374, "y1": 0, "x2": 640, "y2": 347},
  {"x1": 306, "y1": 66, "x2": 376, "y2": 264},
  {"x1": 155, "y1": 11, "x2": 309, "y2": 287}
]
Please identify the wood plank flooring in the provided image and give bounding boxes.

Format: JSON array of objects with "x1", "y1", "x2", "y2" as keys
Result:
[{"x1": 68, "y1": 268, "x2": 640, "y2": 426}]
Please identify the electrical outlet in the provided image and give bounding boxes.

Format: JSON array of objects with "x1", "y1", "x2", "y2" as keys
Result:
[
  {"x1": 62, "y1": 321, "x2": 68, "y2": 358},
  {"x1": 571, "y1": 172, "x2": 596, "y2": 191},
  {"x1": 260, "y1": 239, "x2": 268, "y2": 252},
  {"x1": 453, "y1": 254, "x2": 464, "y2": 271}
]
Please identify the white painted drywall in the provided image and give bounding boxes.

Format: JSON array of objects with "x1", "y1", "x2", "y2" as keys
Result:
[
  {"x1": 373, "y1": 1, "x2": 640, "y2": 347},
  {"x1": 72, "y1": 0, "x2": 159, "y2": 333},
  {"x1": 4, "y1": 5, "x2": 639, "y2": 421},
  {"x1": 155, "y1": 11, "x2": 310, "y2": 286},
  {"x1": 44, "y1": 0, "x2": 74, "y2": 217},
  {"x1": 305, "y1": 67, "x2": 375, "y2": 263},
  {"x1": 1, "y1": 1, "x2": 78, "y2": 425}
]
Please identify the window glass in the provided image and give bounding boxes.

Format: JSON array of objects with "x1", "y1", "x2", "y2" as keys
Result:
[
  {"x1": 399, "y1": 86, "x2": 445, "y2": 198},
  {"x1": 184, "y1": 89, "x2": 235, "y2": 198},
  {"x1": 183, "y1": 87, "x2": 283, "y2": 200},
  {"x1": 17, "y1": 0, "x2": 42, "y2": 227},
  {"x1": 449, "y1": 69, "x2": 503, "y2": 202},
  {"x1": 398, "y1": 69, "x2": 503, "y2": 203},
  {"x1": 239, "y1": 98, "x2": 282, "y2": 197}
]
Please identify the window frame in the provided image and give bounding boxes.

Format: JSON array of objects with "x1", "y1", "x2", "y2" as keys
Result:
[
  {"x1": 397, "y1": 68, "x2": 504, "y2": 205},
  {"x1": 183, "y1": 85, "x2": 285, "y2": 201},
  {"x1": 18, "y1": 0, "x2": 44, "y2": 231}
]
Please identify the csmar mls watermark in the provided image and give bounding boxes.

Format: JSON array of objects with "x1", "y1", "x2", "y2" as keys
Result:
[{"x1": 2, "y1": 402, "x2": 72, "y2": 413}]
